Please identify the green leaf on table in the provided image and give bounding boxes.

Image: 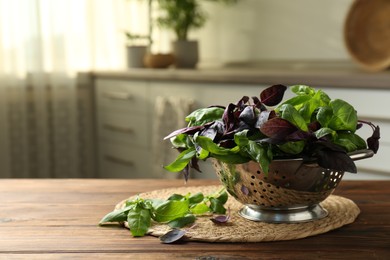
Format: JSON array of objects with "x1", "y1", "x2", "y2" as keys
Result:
[
  {"x1": 190, "y1": 202, "x2": 210, "y2": 214},
  {"x1": 127, "y1": 206, "x2": 151, "y2": 237},
  {"x1": 167, "y1": 194, "x2": 185, "y2": 201},
  {"x1": 167, "y1": 214, "x2": 196, "y2": 228},
  {"x1": 214, "y1": 190, "x2": 229, "y2": 204},
  {"x1": 99, "y1": 205, "x2": 134, "y2": 225},
  {"x1": 154, "y1": 200, "x2": 189, "y2": 223},
  {"x1": 209, "y1": 197, "x2": 226, "y2": 214},
  {"x1": 188, "y1": 192, "x2": 204, "y2": 205}
]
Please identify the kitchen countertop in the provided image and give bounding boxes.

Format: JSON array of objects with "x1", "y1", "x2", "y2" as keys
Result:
[
  {"x1": 1, "y1": 179, "x2": 389, "y2": 259},
  {"x1": 91, "y1": 61, "x2": 390, "y2": 89}
]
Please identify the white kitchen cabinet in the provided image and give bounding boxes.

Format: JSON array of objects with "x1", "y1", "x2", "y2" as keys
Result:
[
  {"x1": 95, "y1": 79, "x2": 152, "y2": 178},
  {"x1": 94, "y1": 76, "x2": 390, "y2": 180}
]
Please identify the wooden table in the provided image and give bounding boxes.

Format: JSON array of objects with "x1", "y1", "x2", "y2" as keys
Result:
[{"x1": 0, "y1": 179, "x2": 389, "y2": 259}]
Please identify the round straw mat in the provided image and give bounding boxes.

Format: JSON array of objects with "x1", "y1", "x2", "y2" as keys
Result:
[{"x1": 115, "y1": 185, "x2": 360, "y2": 242}]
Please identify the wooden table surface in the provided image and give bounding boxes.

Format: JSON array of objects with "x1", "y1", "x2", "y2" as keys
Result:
[{"x1": 0, "y1": 179, "x2": 389, "y2": 259}]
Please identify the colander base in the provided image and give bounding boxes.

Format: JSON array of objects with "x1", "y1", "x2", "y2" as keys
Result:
[{"x1": 239, "y1": 204, "x2": 328, "y2": 223}]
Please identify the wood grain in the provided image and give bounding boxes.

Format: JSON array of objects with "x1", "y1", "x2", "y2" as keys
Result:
[{"x1": 0, "y1": 179, "x2": 389, "y2": 259}]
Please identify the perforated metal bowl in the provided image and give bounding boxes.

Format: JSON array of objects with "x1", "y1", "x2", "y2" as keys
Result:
[{"x1": 212, "y1": 149, "x2": 374, "y2": 223}]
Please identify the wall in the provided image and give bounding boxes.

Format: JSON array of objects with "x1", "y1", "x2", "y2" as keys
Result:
[{"x1": 192, "y1": 0, "x2": 354, "y2": 67}]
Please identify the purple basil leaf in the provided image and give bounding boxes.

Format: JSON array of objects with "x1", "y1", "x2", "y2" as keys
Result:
[
  {"x1": 210, "y1": 208, "x2": 231, "y2": 224},
  {"x1": 260, "y1": 84, "x2": 287, "y2": 106},
  {"x1": 218, "y1": 139, "x2": 236, "y2": 148},
  {"x1": 190, "y1": 157, "x2": 201, "y2": 173},
  {"x1": 236, "y1": 96, "x2": 249, "y2": 108},
  {"x1": 308, "y1": 121, "x2": 321, "y2": 132},
  {"x1": 286, "y1": 130, "x2": 313, "y2": 141},
  {"x1": 239, "y1": 106, "x2": 257, "y2": 125},
  {"x1": 164, "y1": 125, "x2": 204, "y2": 140},
  {"x1": 260, "y1": 117, "x2": 297, "y2": 140},
  {"x1": 316, "y1": 149, "x2": 357, "y2": 173},
  {"x1": 200, "y1": 127, "x2": 218, "y2": 140},
  {"x1": 367, "y1": 125, "x2": 380, "y2": 153},
  {"x1": 223, "y1": 103, "x2": 237, "y2": 133},
  {"x1": 182, "y1": 165, "x2": 190, "y2": 183},
  {"x1": 210, "y1": 215, "x2": 230, "y2": 224},
  {"x1": 255, "y1": 110, "x2": 272, "y2": 128},
  {"x1": 160, "y1": 229, "x2": 187, "y2": 244},
  {"x1": 241, "y1": 185, "x2": 249, "y2": 195}
]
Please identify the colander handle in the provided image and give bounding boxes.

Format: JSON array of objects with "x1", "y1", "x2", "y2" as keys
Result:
[
  {"x1": 349, "y1": 149, "x2": 375, "y2": 161},
  {"x1": 304, "y1": 149, "x2": 374, "y2": 167}
]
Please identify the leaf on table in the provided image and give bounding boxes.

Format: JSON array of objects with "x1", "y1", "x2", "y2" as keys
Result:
[{"x1": 160, "y1": 229, "x2": 187, "y2": 244}]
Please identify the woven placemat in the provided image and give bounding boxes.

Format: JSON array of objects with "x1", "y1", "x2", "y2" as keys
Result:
[{"x1": 115, "y1": 185, "x2": 360, "y2": 242}]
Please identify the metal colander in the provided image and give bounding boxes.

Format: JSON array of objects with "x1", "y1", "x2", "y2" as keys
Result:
[{"x1": 212, "y1": 149, "x2": 374, "y2": 223}]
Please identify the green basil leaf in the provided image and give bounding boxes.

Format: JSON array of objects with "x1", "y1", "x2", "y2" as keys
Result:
[
  {"x1": 246, "y1": 141, "x2": 271, "y2": 174},
  {"x1": 276, "y1": 95, "x2": 311, "y2": 112},
  {"x1": 314, "y1": 127, "x2": 335, "y2": 139},
  {"x1": 215, "y1": 190, "x2": 228, "y2": 204},
  {"x1": 168, "y1": 214, "x2": 196, "y2": 228},
  {"x1": 196, "y1": 146, "x2": 209, "y2": 160},
  {"x1": 290, "y1": 85, "x2": 316, "y2": 96},
  {"x1": 163, "y1": 147, "x2": 196, "y2": 172},
  {"x1": 167, "y1": 194, "x2": 185, "y2": 201},
  {"x1": 277, "y1": 140, "x2": 305, "y2": 155},
  {"x1": 280, "y1": 104, "x2": 308, "y2": 131},
  {"x1": 234, "y1": 130, "x2": 250, "y2": 147},
  {"x1": 328, "y1": 99, "x2": 358, "y2": 132},
  {"x1": 316, "y1": 106, "x2": 333, "y2": 127},
  {"x1": 170, "y1": 134, "x2": 189, "y2": 148},
  {"x1": 127, "y1": 207, "x2": 151, "y2": 237},
  {"x1": 99, "y1": 205, "x2": 134, "y2": 224},
  {"x1": 195, "y1": 136, "x2": 239, "y2": 155},
  {"x1": 334, "y1": 132, "x2": 367, "y2": 152},
  {"x1": 154, "y1": 200, "x2": 189, "y2": 223},
  {"x1": 188, "y1": 192, "x2": 204, "y2": 205},
  {"x1": 186, "y1": 107, "x2": 225, "y2": 127},
  {"x1": 212, "y1": 153, "x2": 250, "y2": 164},
  {"x1": 209, "y1": 198, "x2": 226, "y2": 214},
  {"x1": 190, "y1": 202, "x2": 210, "y2": 214}
]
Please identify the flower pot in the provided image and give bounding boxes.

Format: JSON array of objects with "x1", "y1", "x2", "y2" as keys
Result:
[
  {"x1": 144, "y1": 53, "x2": 175, "y2": 68},
  {"x1": 212, "y1": 149, "x2": 374, "y2": 223},
  {"x1": 172, "y1": 40, "x2": 199, "y2": 68},
  {"x1": 126, "y1": 46, "x2": 147, "y2": 68}
]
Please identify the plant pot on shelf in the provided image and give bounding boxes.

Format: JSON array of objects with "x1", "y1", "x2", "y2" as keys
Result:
[
  {"x1": 126, "y1": 46, "x2": 147, "y2": 68},
  {"x1": 172, "y1": 40, "x2": 199, "y2": 69},
  {"x1": 212, "y1": 149, "x2": 374, "y2": 223},
  {"x1": 144, "y1": 53, "x2": 175, "y2": 69}
]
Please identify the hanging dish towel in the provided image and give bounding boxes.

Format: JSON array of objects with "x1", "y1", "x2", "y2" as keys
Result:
[{"x1": 152, "y1": 96, "x2": 195, "y2": 179}]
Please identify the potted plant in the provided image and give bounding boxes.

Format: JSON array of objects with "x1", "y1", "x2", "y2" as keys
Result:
[
  {"x1": 156, "y1": 0, "x2": 238, "y2": 68},
  {"x1": 163, "y1": 84, "x2": 380, "y2": 222},
  {"x1": 125, "y1": 32, "x2": 152, "y2": 68}
]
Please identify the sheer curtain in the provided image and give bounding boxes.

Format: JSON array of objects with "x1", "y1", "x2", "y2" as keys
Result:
[{"x1": 0, "y1": 0, "x2": 131, "y2": 177}]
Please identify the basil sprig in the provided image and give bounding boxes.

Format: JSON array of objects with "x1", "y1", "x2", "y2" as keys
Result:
[{"x1": 99, "y1": 189, "x2": 228, "y2": 237}]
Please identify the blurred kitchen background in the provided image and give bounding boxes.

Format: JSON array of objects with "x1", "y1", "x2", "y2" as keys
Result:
[{"x1": 0, "y1": 0, "x2": 389, "y2": 180}]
